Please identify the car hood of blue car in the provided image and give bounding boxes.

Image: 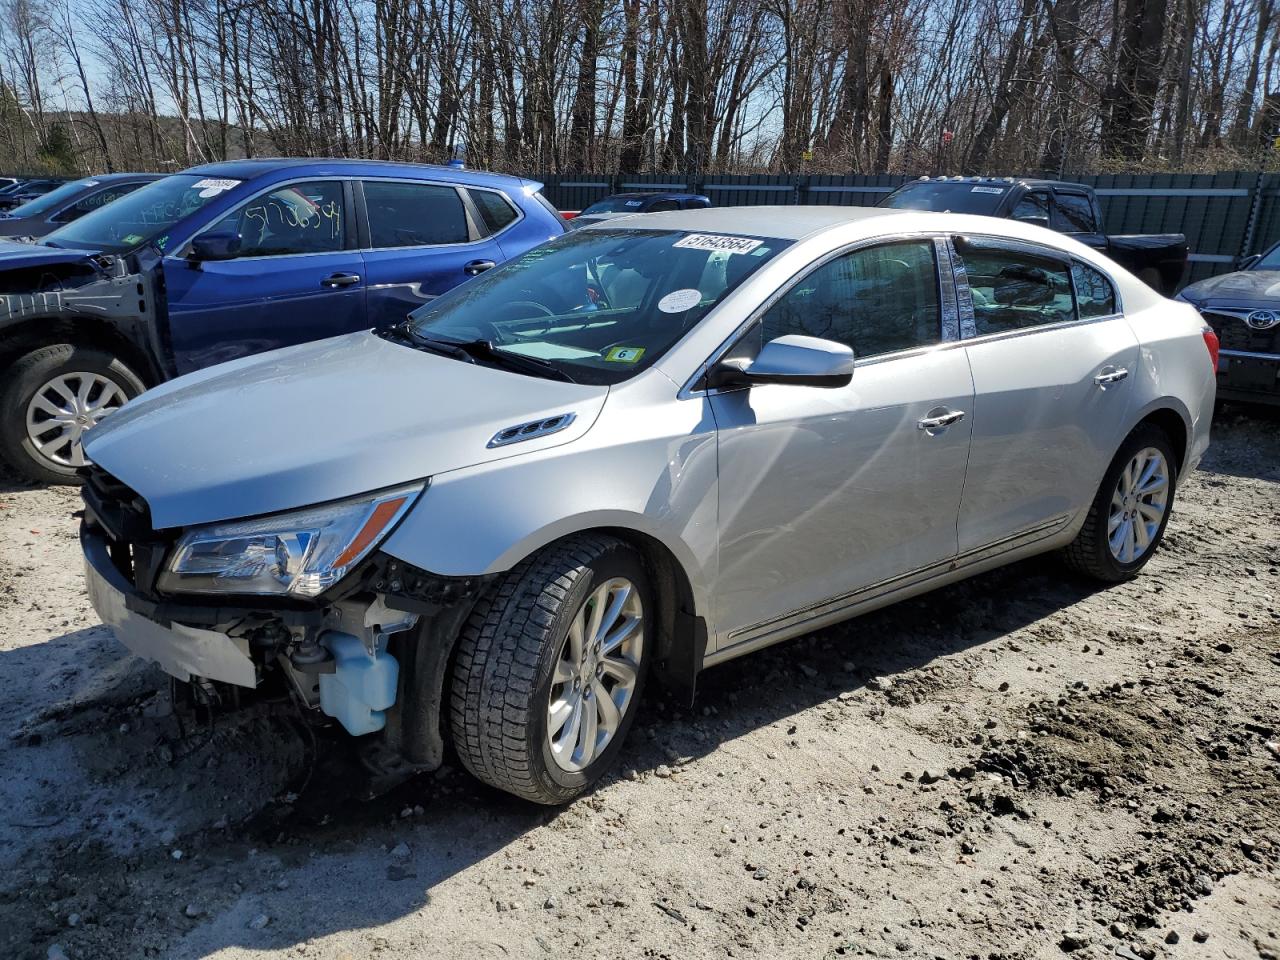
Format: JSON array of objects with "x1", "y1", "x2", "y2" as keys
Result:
[
  {"x1": 1180, "y1": 269, "x2": 1280, "y2": 309},
  {"x1": 83, "y1": 331, "x2": 609, "y2": 529},
  {"x1": 0, "y1": 238, "x2": 101, "y2": 268}
]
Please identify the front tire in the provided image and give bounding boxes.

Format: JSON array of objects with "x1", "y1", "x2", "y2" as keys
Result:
[
  {"x1": 0, "y1": 343, "x2": 145, "y2": 484},
  {"x1": 449, "y1": 534, "x2": 651, "y2": 804},
  {"x1": 1062, "y1": 424, "x2": 1177, "y2": 582}
]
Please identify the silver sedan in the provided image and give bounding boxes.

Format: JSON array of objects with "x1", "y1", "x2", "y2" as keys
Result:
[{"x1": 80, "y1": 207, "x2": 1217, "y2": 803}]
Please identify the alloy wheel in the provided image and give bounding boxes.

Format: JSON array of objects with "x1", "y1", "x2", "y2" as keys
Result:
[
  {"x1": 547, "y1": 577, "x2": 644, "y2": 773},
  {"x1": 25, "y1": 372, "x2": 127, "y2": 468},
  {"x1": 1108, "y1": 446, "x2": 1170, "y2": 563}
]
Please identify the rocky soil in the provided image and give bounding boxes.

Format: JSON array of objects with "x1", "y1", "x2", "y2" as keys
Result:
[{"x1": 0, "y1": 408, "x2": 1276, "y2": 960}]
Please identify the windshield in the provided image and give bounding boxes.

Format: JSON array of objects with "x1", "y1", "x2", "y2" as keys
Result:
[
  {"x1": 880, "y1": 181, "x2": 1009, "y2": 214},
  {"x1": 407, "y1": 227, "x2": 790, "y2": 385},
  {"x1": 44, "y1": 174, "x2": 239, "y2": 253},
  {"x1": 4, "y1": 178, "x2": 110, "y2": 218},
  {"x1": 580, "y1": 196, "x2": 652, "y2": 215},
  {"x1": 1253, "y1": 244, "x2": 1280, "y2": 270}
]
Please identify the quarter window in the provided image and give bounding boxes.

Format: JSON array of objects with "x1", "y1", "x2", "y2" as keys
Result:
[
  {"x1": 208, "y1": 181, "x2": 345, "y2": 257},
  {"x1": 469, "y1": 188, "x2": 519, "y2": 233},
  {"x1": 760, "y1": 240, "x2": 941, "y2": 358},
  {"x1": 1072, "y1": 262, "x2": 1118, "y2": 317},
  {"x1": 364, "y1": 180, "x2": 469, "y2": 247},
  {"x1": 958, "y1": 245, "x2": 1076, "y2": 334},
  {"x1": 1053, "y1": 193, "x2": 1098, "y2": 233}
]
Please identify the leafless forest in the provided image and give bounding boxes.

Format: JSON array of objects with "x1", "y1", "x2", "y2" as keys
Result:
[{"x1": 0, "y1": 0, "x2": 1278, "y2": 178}]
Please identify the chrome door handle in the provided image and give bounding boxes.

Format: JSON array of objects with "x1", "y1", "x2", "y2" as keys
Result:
[
  {"x1": 917, "y1": 410, "x2": 966, "y2": 431},
  {"x1": 1094, "y1": 366, "x2": 1129, "y2": 386},
  {"x1": 321, "y1": 272, "x2": 361, "y2": 288}
]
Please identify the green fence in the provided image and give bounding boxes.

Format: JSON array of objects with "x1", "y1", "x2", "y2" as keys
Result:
[{"x1": 537, "y1": 171, "x2": 1280, "y2": 286}]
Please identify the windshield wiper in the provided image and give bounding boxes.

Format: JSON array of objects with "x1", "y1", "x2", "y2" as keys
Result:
[{"x1": 406, "y1": 330, "x2": 577, "y2": 383}]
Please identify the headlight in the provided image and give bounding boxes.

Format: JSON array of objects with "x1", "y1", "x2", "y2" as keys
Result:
[{"x1": 157, "y1": 484, "x2": 422, "y2": 598}]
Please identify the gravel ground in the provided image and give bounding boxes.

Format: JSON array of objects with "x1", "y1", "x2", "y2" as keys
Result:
[{"x1": 0, "y1": 409, "x2": 1277, "y2": 960}]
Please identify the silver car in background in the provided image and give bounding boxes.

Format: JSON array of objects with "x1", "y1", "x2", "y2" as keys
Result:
[{"x1": 79, "y1": 207, "x2": 1217, "y2": 804}]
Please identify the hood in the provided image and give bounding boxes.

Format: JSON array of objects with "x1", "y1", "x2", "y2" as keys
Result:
[
  {"x1": 84, "y1": 331, "x2": 610, "y2": 529},
  {"x1": 0, "y1": 238, "x2": 99, "y2": 269},
  {"x1": 1179, "y1": 269, "x2": 1280, "y2": 309}
]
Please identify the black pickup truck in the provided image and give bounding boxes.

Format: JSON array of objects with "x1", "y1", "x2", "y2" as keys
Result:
[{"x1": 881, "y1": 177, "x2": 1188, "y2": 295}]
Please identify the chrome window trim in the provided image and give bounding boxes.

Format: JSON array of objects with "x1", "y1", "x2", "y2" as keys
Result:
[
  {"x1": 679, "y1": 231, "x2": 952, "y2": 400},
  {"x1": 173, "y1": 175, "x2": 352, "y2": 262}
]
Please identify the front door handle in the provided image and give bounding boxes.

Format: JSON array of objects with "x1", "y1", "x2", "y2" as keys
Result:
[
  {"x1": 321, "y1": 272, "x2": 361, "y2": 288},
  {"x1": 1093, "y1": 366, "x2": 1129, "y2": 386},
  {"x1": 464, "y1": 259, "x2": 496, "y2": 276},
  {"x1": 917, "y1": 409, "x2": 966, "y2": 432}
]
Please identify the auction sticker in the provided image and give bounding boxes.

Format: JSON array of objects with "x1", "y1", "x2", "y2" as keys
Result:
[
  {"x1": 970, "y1": 185, "x2": 1005, "y2": 194},
  {"x1": 604, "y1": 345, "x2": 646, "y2": 363},
  {"x1": 658, "y1": 288, "x2": 703, "y2": 313},
  {"x1": 673, "y1": 233, "x2": 763, "y2": 255},
  {"x1": 193, "y1": 178, "x2": 240, "y2": 198}
]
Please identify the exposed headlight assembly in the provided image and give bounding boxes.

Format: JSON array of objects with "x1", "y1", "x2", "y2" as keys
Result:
[{"x1": 157, "y1": 484, "x2": 423, "y2": 598}]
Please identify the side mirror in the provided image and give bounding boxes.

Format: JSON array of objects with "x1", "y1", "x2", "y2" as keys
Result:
[
  {"x1": 188, "y1": 230, "x2": 241, "y2": 262},
  {"x1": 1236, "y1": 253, "x2": 1261, "y2": 270},
  {"x1": 712, "y1": 335, "x2": 854, "y2": 389}
]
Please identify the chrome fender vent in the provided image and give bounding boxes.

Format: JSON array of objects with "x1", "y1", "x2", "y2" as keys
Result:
[{"x1": 488, "y1": 412, "x2": 577, "y2": 448}]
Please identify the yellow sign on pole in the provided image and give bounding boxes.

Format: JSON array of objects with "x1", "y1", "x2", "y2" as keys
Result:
[
  {"x1": 1273, "y1": 135, "x2": 1280, "y2": 150},
  {"x1": 801, "y1": 149, "x2": 813, "y2": 161}
]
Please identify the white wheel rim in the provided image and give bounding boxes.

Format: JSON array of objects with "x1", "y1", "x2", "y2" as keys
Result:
[
  {"x1": 1107, "y1": 446, "x2": 1169, "y2": 564},
  {"x1": 547, "y1": 577, "x2": 644, "y2": 773},
  {"x1": 24, "y1": 371, "x2": 127, "y2": 469}
]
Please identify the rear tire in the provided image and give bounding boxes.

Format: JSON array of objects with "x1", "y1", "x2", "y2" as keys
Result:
[
  {"x1": 0, "y1": 343, "x2": 145, "y2": 485},
  {"x1": 1062, "y1": 424, "x2": 1177, "y2": 582},
  {"x1": 449, "y1": 534, "x2": 651, "y2": 804}
]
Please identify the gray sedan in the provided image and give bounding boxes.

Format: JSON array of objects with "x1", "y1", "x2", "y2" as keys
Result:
[
  {"x1": 0, "y1": 174, "x2": 159, "y2": 239},
  {"x1": 79, "y1": 207, "x2": 1216, "y2": 803}
]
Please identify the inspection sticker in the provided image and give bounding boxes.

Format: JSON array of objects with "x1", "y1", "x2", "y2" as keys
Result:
[
  {"x1": 658, "y1": 288, "x2": 703, "y2": 313},
  {"x1": 673, "y1": 233, "x2": 763, "y2": 255},
  {"x1": 121, "y1": 233, "x2": 144, "y2": 245},
  {"x1": 970, "y1": 185, "x2": 1005, "y2": 195},
  {"x1": 192, "y1": 178, "x2": 240, "y2": 198},
  {"x1": 604, "y1": 345, "x2": 646, "y2": 363}
]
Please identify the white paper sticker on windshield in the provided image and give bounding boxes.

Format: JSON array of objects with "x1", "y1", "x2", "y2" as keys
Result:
[
  {"x1": 971, "y1": 185, "x2": 1005, "y2": 195},
  {"x1": 192, "y1": 178, "x2": 241, "y2": 198},
  {"x1": 658, "y1": 288, "x2": 703, "y2": 313},
  {"x1": 673, "y1": 233, "x2": 763, "y2": 255}
]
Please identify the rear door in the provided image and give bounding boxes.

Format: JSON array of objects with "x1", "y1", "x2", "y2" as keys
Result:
[
  {"x1": 357, "y1": 178, "x2": 506, "y2": 329},
  {"x1": 952, "y1": 236, "x2": 1138, "y2": 552},
  {"x1": 162, "y1": 178, "x2": 365, "y2": 374}
]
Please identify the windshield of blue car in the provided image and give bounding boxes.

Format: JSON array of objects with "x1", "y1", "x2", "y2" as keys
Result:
[
  {"x1": 43, "y1": 174, "x2": 238, "y2": 254},
  {"x1": 580, "y1": 196, "x2": 654, "y2": 215},
  {"x1": 4, "y1": 179, "x2": 97, "y2": 218},
  {"x1": 406, "y1": 227, "x2": 790, "y2": 385},
  {"x1": 880, "y1": 181, "x2": 1009, "y2": 214}
]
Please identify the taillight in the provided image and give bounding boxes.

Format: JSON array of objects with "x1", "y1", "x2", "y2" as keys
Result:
[{"x1": 1202, "y1": 327, "x2": 1220, "y2": 370}]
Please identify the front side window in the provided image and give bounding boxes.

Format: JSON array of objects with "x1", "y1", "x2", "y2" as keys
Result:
[
  {"x1": 407, "y1": 228, "x2": 789, "y2": 385},
  {"x1": 1053, "y1": 193, "x2": 1098, "y2": 233},
  {"x1": 207, "y1": 181, "x2": 345, "y2": 257},
  {"x1": 759, "y1": 240, "x2": 941, "y2": 358},
  {"x1": 52, "y1": 182, "x2": 146, "y2": 223},
  {"x1": 364, "y1": 180, "x2": 469, "y2": 247},
  {"x1": 1073, "y1": 262, "x2": 1118, "y2": 317},
  {"x1": 957, "y1": 243, "x2": 1076, "y2": 334},
  {"x1": 1011, "y1": 191, "x2": 1051, "y2": 225}
]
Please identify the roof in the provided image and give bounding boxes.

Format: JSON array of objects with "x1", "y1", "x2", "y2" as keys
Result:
[
  {"x1": 82, "y1": 173, "x2": 163, "y2": 183},
  {"x1": 904, "y1": 176, "x2": 1091, "y2": 193},
  {"x1": 579, "y1": 205, "x2": 900, "y2": 240},
  {"x1": 182, "y1": 158, "x2": 535, "y2": 190},
  {"x1": 604, "y1": 191, "x2": 708, "y2": 201}
]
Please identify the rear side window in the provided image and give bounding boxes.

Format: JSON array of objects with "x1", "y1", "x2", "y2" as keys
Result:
[
  {"x1": 761, "y1": 240, "x2": 941, "y2": 358},
  {"x1": 957, "y1": 245, "x2": 1075, "y2": 334},
  {"x1": 1073, "y1": 262, "x2": 1118, "y2": 317},
  {"x1": 364, "y1": 180, "x2": 469, "y2": 247},
  {"x1": 468, "y1": 188, "x2": 519, "y2": 233},
  {"x1": 647, "y1": 199, "x2": 680, "y2": 212},
  {"x1": 1053, "y1": 193, "x2": 1098, "y2": 233}
]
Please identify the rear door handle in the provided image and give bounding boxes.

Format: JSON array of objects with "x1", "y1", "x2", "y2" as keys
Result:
[
  {"x1": 464, "y1": 259, "x2": 496, "y2": 276},
  {"x1": 1093, "y1": 366, "x2": 1129, "y2": 386},
  {"x1": 917, "y1": 410, "x2": 966, "y2": 432},
  {"x1": 321, "y1": 272, "x2": 361, "y2": 288}
]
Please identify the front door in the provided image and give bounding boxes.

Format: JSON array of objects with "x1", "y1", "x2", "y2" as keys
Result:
[
  {"x1": 162, "y1": 179, "x2": 366, "y2": 375},
  {"x1": 952, "y1": 236, "x2": 1138, "y2": 552},
  {"x1": 708, "y1": 238, "x2": 974, "y2": 649}
]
